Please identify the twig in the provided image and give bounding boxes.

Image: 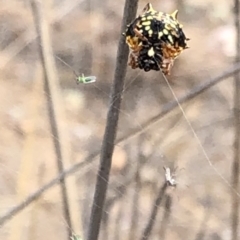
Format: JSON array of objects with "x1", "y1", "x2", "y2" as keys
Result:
[
  {"x1": 30, "y1": 0, "x2": 72, "y2": 238},
  {"x1": 100, "y1": 213, "x2": 110, "y2": 240},
  {"x1": 113, "y1": 199, "x2": 125, "y2": 240},
  {"x1": 1, "y1": 63, "x2": 240, "y2": 226},
  {"x1": 0, "y1": 0, "x2": 84, "y2": 70},
  {"x1": 140, "y1": 182, "x2": 168, "y2": 240},
  {"x1": 0, "y1": 154, "x2": 91, "y2": 226},
  {"x1": 117, "y1": 63, "x2": 240, "y2": 144},
  {"x1": 103, "y1": 165, "x2": 133, "y2": 220},
  {"x1": 232, "y1": 0, "x2": 240, "y2": 239},
  {"x1": 128, "y1": 166, "x2": 141, "y2": 240},
  {"x1": 158, "y1": 195, "x2": 172, "y2": 240},
  {"x1": 128, "y1": 138, "x2": 144, "y2": 240},
  {"x1": 86, "y1": 1, "x2": 139, "y2": 240},
  {"x1": 99, "y1": 163, "x2": 133, "y2": 240}
]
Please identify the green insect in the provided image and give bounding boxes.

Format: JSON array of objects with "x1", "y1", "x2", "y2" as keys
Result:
[
  {"x1": 70, "y1": 233, "x2": 82, "y2": 240},
  {"x1": 76, "y1": 73, "x2": 96, "y2": 84},
  {"x1": 56, "y1": 56, "x2": 96, "y2": 84}
]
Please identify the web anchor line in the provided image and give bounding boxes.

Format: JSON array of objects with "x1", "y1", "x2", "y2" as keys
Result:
[{"x1": 161, "y1": 72, "x2": 240, "y2": 198}]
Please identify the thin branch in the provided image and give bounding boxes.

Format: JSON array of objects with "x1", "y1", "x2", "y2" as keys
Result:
[
  {"x1": 158, "y1": 195, "x2": 172, "y2": 240},
  {"x1": 140, "y1": 182, "x2": 168, "y2": 240},
  {"x1": 128, "y1": 168, "x2": 141, "y2": 240},
  {"x1": 128, "y1": 144, "x2": 143, "y2": 240},
  {"x1": 103, "y1": 167, "x2": 133, "y2": 219},
  {"x1": 30, "y1": 0, "x2": 72, "y2": 238},
  {"x1": 86, "y1": 0, "x2": 139, "y2": 239},
  {"x1": 113, "y1": 199, "x2": 125, "y2": 240},
  {"x1": 117, "y1": 63, "x2": 240, "y2": 144},
  {"x1": 101, "y1": 163, "x2": 132, "y2": 240},
  {"x1": 0, "y1": 0, "x2": 84, "y2": 70},
  {"x1": 1, "y1": 63, "x2": 240, "y2": 226},
  {"x1": 232, "y1": 0, "x2": 240, "y2": 239}
]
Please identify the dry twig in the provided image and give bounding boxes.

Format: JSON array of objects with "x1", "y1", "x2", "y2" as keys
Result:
[
  {"x1": 141, "y1": 182, "x2": 168, "y2": 240},
  {"x1": 0, "y1": 0, "x2": 84, "y2": 70},
  {"x1": 158, "y1": 195, "x2": 172, "y2": 239},
  {"x1": 232, "y1": 0, "x2": 240, "y2": 239},
  {"x1": 86, "y1": 0, "x2": 139, "y2": 239},
  {"x1": 30, "y1": 0, "x2": 73, "y2": 237}
]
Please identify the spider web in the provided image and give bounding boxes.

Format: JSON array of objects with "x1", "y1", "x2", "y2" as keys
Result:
[{"x1": 0, "y1": 0, "x2": 237, "y2": 240}]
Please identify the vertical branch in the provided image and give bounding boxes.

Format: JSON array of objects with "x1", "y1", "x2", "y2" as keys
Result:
[
  {"x1": 30, "y1": 0, "x2": 73, "y2": 238},
  {"x1": 86, "y1": 0, "x2": 139, "y2": 240},
  {"x1": 140, "y1": 182, "x2": 168, "y2": 240},
  {"x1": 232, "y1": 0, "x2": 240, "y2": 240},
  {"x1": 158, "y1": 195, "x2": 172, "y2": 240},
  {"x1": 128, "y1": 159, "x2": 141, "y2": 240},
  {"x1": 113, "y1": 202, "x2": 124, "y2": 240},
  {"x1": 129, "y1": 136, "x2": 145, "y2": 240}
]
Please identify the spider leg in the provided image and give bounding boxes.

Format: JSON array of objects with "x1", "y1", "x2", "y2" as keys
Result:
[
  {"x1": 128, "y1": 52, "x2": 138, "y2": 69},
  {"x1": 133, "y1": 28, "x2": 149, "y2": 42}
]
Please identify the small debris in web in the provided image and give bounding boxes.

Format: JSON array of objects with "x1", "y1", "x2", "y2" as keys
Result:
[{"x1": 164, "y1": 166, "x2": 176, "y2": 187}]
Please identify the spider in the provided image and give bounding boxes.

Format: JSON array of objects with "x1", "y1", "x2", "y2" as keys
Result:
[{"x1": 124, "y1": 3, "x2": 189, "y2": 75}]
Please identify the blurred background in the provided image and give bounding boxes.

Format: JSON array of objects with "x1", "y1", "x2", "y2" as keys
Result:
[{"x1": 0, "y1": 0, "x2": 239, "y2": 239}]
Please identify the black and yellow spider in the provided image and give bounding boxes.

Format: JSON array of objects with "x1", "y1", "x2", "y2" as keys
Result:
[{"x1": 124, "y1": 3, "x2": 189, "y2": 75}]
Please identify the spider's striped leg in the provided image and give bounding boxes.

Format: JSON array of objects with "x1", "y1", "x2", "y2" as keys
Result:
[{"x1": 128, "y1": 51, "x2": 139, "y2": 69}]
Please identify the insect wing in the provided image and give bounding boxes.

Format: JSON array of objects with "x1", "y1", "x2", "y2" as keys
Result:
[{"x1": 84, "y1": 76, "x2": 96, "y2": 83}]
